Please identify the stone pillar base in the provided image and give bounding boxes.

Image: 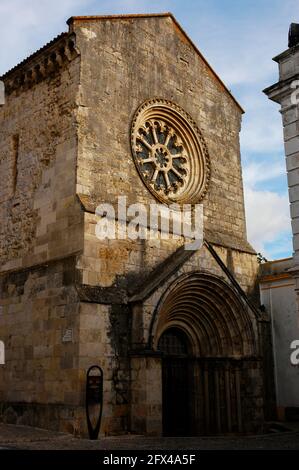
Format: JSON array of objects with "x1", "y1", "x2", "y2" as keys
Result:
[{"x1": 130, "y1": 354, "x2": 162, "y2": 436}]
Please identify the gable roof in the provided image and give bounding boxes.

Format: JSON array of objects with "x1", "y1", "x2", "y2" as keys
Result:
[
  {"x1": 129, "y1": 239, "x2": 262, "y2": 320},
  {"x1": 1, "y1": 12, "x2": 243, "y2": 113},
  {"x1": 67, "y1": 13, "x2": 243, "y2": 113}
]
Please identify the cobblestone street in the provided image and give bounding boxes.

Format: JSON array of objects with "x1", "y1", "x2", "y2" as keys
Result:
[{"x1": 0, "y1": 424, "x2": 298, "y2": 450}]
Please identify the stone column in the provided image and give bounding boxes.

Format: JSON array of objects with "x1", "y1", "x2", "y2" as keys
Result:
[
  {"x1": 264, "y1": 28, "x2": 299, "y2": 263},
  {"x1": 130, "y1": 354, "x2": 162, "y2": 436},
  {"x1": 263, "y1": 28, "x2": 299, "y2": 422}
]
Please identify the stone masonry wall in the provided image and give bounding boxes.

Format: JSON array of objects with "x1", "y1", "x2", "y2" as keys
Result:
[
  {"x1": 71, "y1": 16, "x2": 258, "y2": 303},
  {"x1": 0, "y1": 15, "x2": 262, "y2": 437},
  {"x1": 78, "y1": 302, "x2": 131, "y2": 435},
  {"x1": 78, "y1": 211, "x2": 259, "y2": 296},
  {"x1": 0, "y1": 257, "x2": 84, "y2": 434},
  {"x1": 72, "y1": 16, "x2": 250, "y2": 254},
  {"x1": 133, "y1": 243, "x2": 260, "y2": 350},
  {"x1": 0, "y1": 55, "x2": 83, "y2": 273},
  {"x1": 0, "y1": 39, "x2": 86, "y2": 433}
]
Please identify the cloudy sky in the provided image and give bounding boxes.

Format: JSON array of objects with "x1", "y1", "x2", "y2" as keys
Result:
[{"x1": 1, "y1": 0, "x2": 297, "y2": 260}]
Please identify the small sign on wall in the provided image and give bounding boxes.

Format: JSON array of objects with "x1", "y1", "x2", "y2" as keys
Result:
[
  {"x1": 62, "y1": 328, "x2": 73, "y2": 343},
  {"x1": 0, "y1": 341, "x2": 5, "y2": 364}
]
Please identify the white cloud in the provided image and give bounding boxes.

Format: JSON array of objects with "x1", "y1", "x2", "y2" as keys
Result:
[
  {"x1": 0, "y1": 0, "x2": 171, "y2": 75},
  {"x1": 240, "y1": 104, "x2": 284, "y2": 154},
  {"x1": 243, "y1": 157, "x2": 291, "y2": 259},
  {"x1": 244, "y1": 187, "x2": 291, "y2": 258},
  {"x1": 243, "y1": 160, "x2": 286, "y2": 187},
  {"x1": 0, "y1": 0, "x2": 294, "y2": 259},
  {"x1": 189, "y1": 0, "x2": 298, "y2": 89},
  {"x1": 202, "y1": 1, "x2": 296, "y2": 259},
  {"x1": 0, "y1": 0, "x2": 85, "y2": 75}
]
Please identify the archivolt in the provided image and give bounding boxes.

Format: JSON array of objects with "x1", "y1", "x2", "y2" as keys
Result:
[{"x1": 150, "y1": 272, "x2": 257, "y2": 358}]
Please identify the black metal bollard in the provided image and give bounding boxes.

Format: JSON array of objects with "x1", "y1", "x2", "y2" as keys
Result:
[{"x1": 85, "y1": 365, "x2": 103, "y2": 440}]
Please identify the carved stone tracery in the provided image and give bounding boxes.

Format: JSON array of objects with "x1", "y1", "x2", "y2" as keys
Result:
[{"x1": 131, "y1": 99, "x2": 210, "y2": 204}]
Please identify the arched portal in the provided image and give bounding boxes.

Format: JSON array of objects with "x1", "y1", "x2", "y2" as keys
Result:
[
  {"x1": 152, "y1": 272, "x2": 261, "y2": 436},
  {"x1": 158, "y1": 328, "x2": 191, "y2": 436}
]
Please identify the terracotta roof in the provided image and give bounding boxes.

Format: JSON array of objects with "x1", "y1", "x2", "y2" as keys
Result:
[
  {"x1": 67, "y1": 13, "x2": 171, "y2": 23},
  {"x1": 67, "y1": 12, "x2": 243, "y2": 113}
]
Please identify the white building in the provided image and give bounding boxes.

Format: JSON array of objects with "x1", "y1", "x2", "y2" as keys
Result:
[{"x1": 263, "y1": 23, "x2": 299, "y2": 421}]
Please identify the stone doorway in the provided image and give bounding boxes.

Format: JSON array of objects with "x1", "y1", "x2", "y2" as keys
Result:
[
  {"x1": 158, "y1": 328, "x2": 191, "y2": 436},
  {"x1": 152, "y1": 272, "x2": 263, "y2": 436},
  {"x1": 158, "y1": 328, "x2": 244, "y2": 436}
]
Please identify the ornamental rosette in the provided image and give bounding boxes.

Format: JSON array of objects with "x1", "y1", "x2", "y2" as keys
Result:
[{"x1": 131, "y1": 98, "x2": 210, "y2": 205}]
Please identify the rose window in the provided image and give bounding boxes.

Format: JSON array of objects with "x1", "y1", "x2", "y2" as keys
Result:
[{"x1": 131, "y1": 99, "x2": 210, "y2": 204}]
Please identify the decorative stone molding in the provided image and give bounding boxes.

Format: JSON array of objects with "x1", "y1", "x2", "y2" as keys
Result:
[
  {"x1": 150, "y1": 271, "x2": 257, "y2": 357},
  {"x1": 131, "y1": 98, "x2": 210, "y2": 204},
  {"x1": 1, "y1": 33, "x2": 78, "y2": 95}
]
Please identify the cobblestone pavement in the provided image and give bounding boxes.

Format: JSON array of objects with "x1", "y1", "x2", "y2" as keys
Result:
[{"x1": 0, "y1": 423, "x2": 298, "y2": 450}]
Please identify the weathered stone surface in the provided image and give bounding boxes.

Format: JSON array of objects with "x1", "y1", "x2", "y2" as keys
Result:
[
  {"x1": 73, "y1": 15, "x2": 249, "y2": 253},
  {"x1": 0, "y1": 14, "x2": 262, "y2": 437}
]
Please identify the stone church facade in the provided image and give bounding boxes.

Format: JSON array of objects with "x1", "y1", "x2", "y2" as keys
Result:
[{"x1": 0, "y1": 13, "x2": 272, "y2": 436}]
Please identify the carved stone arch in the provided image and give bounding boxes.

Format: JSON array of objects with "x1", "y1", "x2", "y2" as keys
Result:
[
  {"x1": 147, "y1": 271, "x2": 262, "y2": 436},
  {"x1": 150, "y1": 271, "x2": 258, "y2": 358},
  {"x1": 155, "y1": 319, "x2": 200, "y2": 357}
]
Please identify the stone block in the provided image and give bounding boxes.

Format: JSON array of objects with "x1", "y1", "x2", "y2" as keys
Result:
[
  {"x1": 285, "y1": 136, "x2": 299, "y2": 156},
  {"x1": 289, "y1": 185, "x2": 299, "y2": 202},
  {"x1": 288, "y1": 169, "x2": 299, "y2": 187},
  {"x1": 286, "y1": 152, "x2": 299, "y2": 171}
]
